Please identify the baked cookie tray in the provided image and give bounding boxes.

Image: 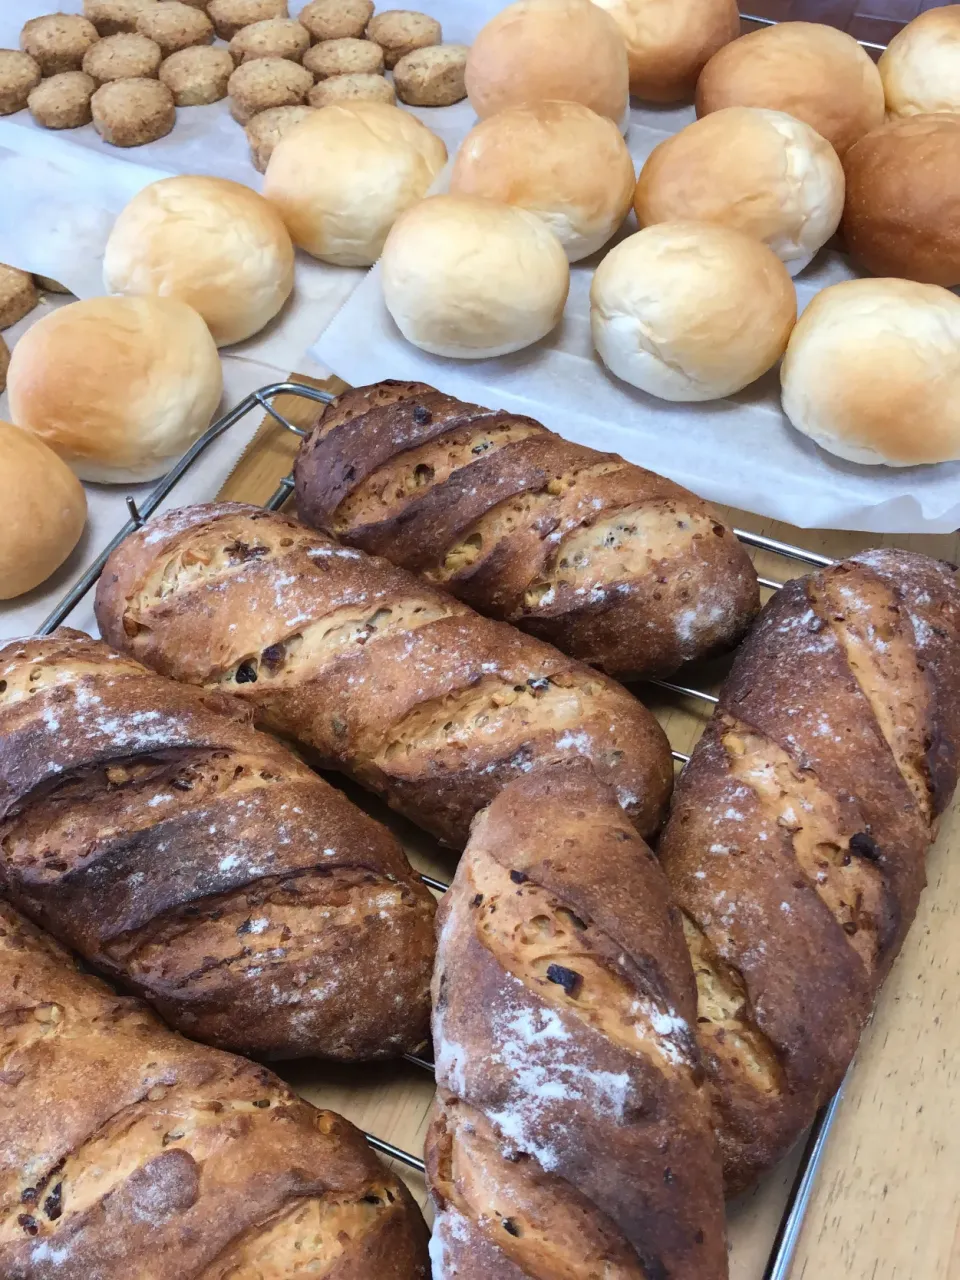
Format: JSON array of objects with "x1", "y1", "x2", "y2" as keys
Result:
[{"x1": 39, "y1": 378, "x2": 960, "y2": 1280}]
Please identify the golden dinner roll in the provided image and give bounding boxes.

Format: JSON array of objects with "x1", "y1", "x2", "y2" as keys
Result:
[
  {"x1": 450, "y1": 101, "x2": 634, "y2": 262},
  {"x1": 780, "y1": 278, "x2": 960, "y2": 466},
  {"x1": 634, "y1": 107, "x2": 844, "y2": 274},
  {"x1": 104, "y1": 175, "x2": 295, "y2": 345},
  {"x1": 6, "y1": 295, "x2": 223, "y2": 483},
  {"x1": 842, "y1": 114, "x2": 960, "y2": 287},
  {"x1": 696, "y1": 21, "x2": 885, "y2": 156},
  {"x1": 381, "y1": 193, "x2": 570, "y2": 358},
  {"x1": 263, "y1": 101, "x2": 446, "y2": 265},
  {"x1": 880, "y1": 6, "x2": 960, "y2": 117},
  {"x1": 591, "y1": 221, "x2": 796, "y2": 400},
  {"x1": 592, "y1": 0, "x2": 739, "y2": 102},
  {"x1": 465, "y1": 0, "x2": 629, "y2": 126},
  {"x1": 0, "y1": 421, "x2": 87, "y2": 599}
]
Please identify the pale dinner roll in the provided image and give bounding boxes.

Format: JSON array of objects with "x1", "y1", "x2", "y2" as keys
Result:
[
  {"x1": 590, "y1": 221, "x2": 796, "y2": 401},
  {"x1": 842, "y1": 114, "x2": 960, "y2": 288},
  {"x1": 103, "y1": 175, "x2": 294, "y2": 345},
  {"x1": 6, "y1": 296, "x2": 223, "y2": 483},
  {"x1": 263, "y1": 101, "x2": 446, "y2": 266},
  {"x1": 696, "y1": 21, "x2": 885, "y2": 156},
  {"x1": 450, "y1": 101, "x2": 635, "y2": 262},
  {"x1": 381, "y1": 193, "x2": 570, "y2": 358},
  {"x1": 465, "y1": 0, "x2": 629, "y2": 127},
  {"x1": 880, "y1": 6, "x2": 960, "y2": 117},
  {"x1": 634, "y1": 107, "x2": 844, "y2": 275},
  {"x1": 592, "y1": 0, "x2": 739, "y2": 102},
  {"x1": 0, "y1": 421, "x2": 87, "y2": 600},
  {"x1": 780, "y1": 278, "x2": 960, "y2": 466}
]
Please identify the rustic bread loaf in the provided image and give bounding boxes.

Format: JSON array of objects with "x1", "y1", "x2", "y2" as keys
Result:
[
  {"x1": 94, "y1": 504, "x2": 675, "y2": 847},
  {"x1": 0, "y1": 629, "x2": 434, "y2": 1062},
  {"x1": 427, "y1": 760, "x2": 727, "y2": 1280},
  {"x1": 293, "y1": 379, "x2": 760, "y2": 679},
  {"x1": 658, "y1": 549, "x2": 960, "y2": 1192},
  {"x1": 0, "y1": 900, "x2": 430, "y2": 1278}
]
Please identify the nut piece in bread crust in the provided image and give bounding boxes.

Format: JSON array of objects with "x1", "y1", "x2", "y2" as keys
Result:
[
  {"x1": 83, "y1": 31, "x2": 163, "y2": 80},
  {"x1": 299, "y1": 0, "x2": 373, "y2": 41},
  {"x1": 303, "y1": 36, "x2": 383, "y2": 78},
  {"x1": 229, "y1": 55, "x2": 312, "y2": 122},
  {"x1": 245, "y1": 102, "x2": 315, "y2": 170},
  {"x1": 366, "y1": 9, "x2": 441, "y2": 68},
  {"x1": 0, "y1": 338, "x2": 8, "y2": 393},
  {"x1": 0, "y1": 49, "x2": 41, "y2": 114},
  {"x1": 85, "y1": 0, "x2": 159, "y2": 37},
  {"x1": 394, "y1": 43, "x2": 467, "y2": 106},
  {"x1": 20, "y1": 14, "x2": 100, "y2": 76},
  {"x1": 0, "y1": 264, "x2": 37, "y2": 328},
  {"x1": 136, "y1": 0, "x2": 214, "y2": 52},
  {"x1": 92, "y1": 76, "x2": 176, "y2": 145},
  {"x1": 229, "y1": 17, "x2": 310, "y2": 62},
  {"x1": 29, "y1": 69, "x2": 98, "y2": 127},
  {"x1": 308, "y1": 71, "x2": 394, "y2": 105},
  {"x1": 208, "y1": 0, "x2": 289, "y2": 40},
  {"x1": 160, "y1": 44, "x2": 234, "y2": 102}
]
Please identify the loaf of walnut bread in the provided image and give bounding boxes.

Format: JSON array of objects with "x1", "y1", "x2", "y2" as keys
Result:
[
  {"x1": 293, "y1": 380, "x2": 761, "y2": 679},
  {"x1": 0, "y1": 901, "x2": 430, "y2": 1279},
  {"x1": 658, "y1": 549, "x2": 960, "y2": 1193},
  {"x1": 427, "y1": 760, "x2": 727, "y2": 1280},
  {"x1": 0, "y1": 629, "x2": 435, "y2": 1063},
  {"x1": 94, "y1": 503, "x2": 675, "y2": 847}
]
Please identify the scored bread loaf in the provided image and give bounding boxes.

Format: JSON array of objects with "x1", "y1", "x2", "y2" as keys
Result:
[
  {"x1": 0, "y1": 901, "x2": 430, "y2": 1278},
  {"x1": 658, "y1": 549, "x2": 960, "y2": 1192},
  {"x1": 293, "y1": 379, "x2": 761, "y2": 679},
  {"x1": 94, "y1": 503, "x2": 675, "y2": 847},
  {"x1": 427, "y1": 760, "x2": 727, "y2": 1280},
  {"x1": 0, "y1": 629, "x2": 435, "y2": 1062}
]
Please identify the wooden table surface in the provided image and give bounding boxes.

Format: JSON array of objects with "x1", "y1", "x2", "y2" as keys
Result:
[{"x1": 218, "y1": 378, "x2": 960, "y2": 1280}]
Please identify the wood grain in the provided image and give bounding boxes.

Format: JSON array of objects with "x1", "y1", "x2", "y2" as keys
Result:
[{"x1": 217, "y1": 375, "x2": 960, "y2": 1276}]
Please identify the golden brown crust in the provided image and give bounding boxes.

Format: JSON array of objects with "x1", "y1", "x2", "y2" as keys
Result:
[
  {"x1": 94, "y1": 504, "x2": 674, "y2": 847},
  {"x1": 0, "y1": 629, "x2": 434, "y2": 1063},
  {"x1": 658, "y1": 549, "x2": 960, "y2": 1191},
  {"x1": 428, "y1": 761, "x2": 727, "y2": 1279},
  {"x1": 293, "y1": 380, "x2": 760, "y2": 679},
  {"x1": 0, "y1": 901, "x2": 430, "y2": 1278}
]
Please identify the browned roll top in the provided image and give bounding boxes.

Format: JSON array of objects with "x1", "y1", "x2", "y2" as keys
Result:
[
  {"x1": 0, "y1": 629, "x2": 435, "y2": 1062},
  {"x1": 293, "y1": 380, "x2": 760, "y2": 680},
  {"x1": 658, "y1": 549, "x2": 960, "y2": 1191}
]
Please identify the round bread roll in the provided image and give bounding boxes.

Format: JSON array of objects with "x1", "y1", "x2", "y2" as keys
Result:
[
  {"x1": 158, "y1": 44, "x2": 234, "y2": 103},
  {"x1": 103, "y1": 175, "x2": 294, "y2": 345},
  {"x1": 29, "y1": 69, "x2": 98, "y2": 128},
  {"x1": 263, "y1": 101, "x2": 446, "y2": 265},
  {"x1": 0, "y1": 50, "x2": 42, "y2": 114},
  {"x1": 592, "y1": 0, "x2": 739, "y2": 102},
  {"x1": 451, "y1": 101, "x2": 634, "y2": 262},
  {"x1": 696, "y1": 21, "x2": 885, "y2": 157},
  {"x1": 82, "y1": 31, "x2": 163, "y2": 80},
  {"x1": 842, "y1": 114, "x2": 960, "y2": 287},
  {"x1": 244, "y1": 102, "x2": 315, "y2": 171},
  {"x1": 590, "y1": 221, "x2": 796, "y2": 400},
  {"x1": 880, "y1": 6, "x2": 960, "y2": 117},
  {"x1": 780, "y1": 277, "x2": 960, "y2": 466},
  {"x1": 634, "y1": 106, "x2": 844, "y2": 275},
  {"x1": 6, "y1": 296, "x2": 223, "y2": 483},
  {"x1": 381, "y1": 193, "x2": 570, "y2": 358},
  {"x1": 466, "y1": 0, "x2": 629, "y2": 127},
  {"x1": 0, "y1": 421, "x2": 87, "y2": 600},
  {"x1": 302, "y1": 37, "x2": 383, "y2": 78},
  {"x1": 307, "y1": 71, "x2": 394, "y2": 105}
]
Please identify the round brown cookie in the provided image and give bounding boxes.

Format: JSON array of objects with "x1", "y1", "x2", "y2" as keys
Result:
[
  {"x1": 394, "y1": 42, "x2": 466, "y2": 105},
  {"x1": 20, "y1": 14, "x2": 100, "y2": 76},
  {"x1": 244, "y1": 102, "x2": 314, "y2": 171},
  {"x1": 0, "y1": 335, "x2": 8, "y2": 394},
  {"x1": 307, "y1": 71, "x2": 394, "y2": 104},
  {"x1": 34, "y1": 276, "x2": 72, "y2": 294},
  {"x1": 159, "y1": 44, "x2": 234, "y2": 102},
  {"x1": 83, "y1": 32, "x2": 162, "y2": 80},
  {"x1": 29, "y1": 70, "x2": 98, "y2": 127},
  {"x1": 365, "y1": 9, "x2": 440, "y2": 68},
  {"x1": 136, "y1": 1, "x2": 213, "y2": 53},
  {"x1": 228, "y1": 55, "x2": 311, "y2": 122},
  {"x1": 84, "y1": 0, "x2": 158, "y2": 37},
  {"x1": 0, "y1": 265, "x2": 38, "y2": 329},
  {"x1": 0, "y1": 49, "x2": 41, "y2": 114},
  {"x1": 92, "y1": 75, "x2": 175, "y2": 143},
  {"x1": 303, "y1": 37, "x2": 382, "y2": 78},
  {"x1": 299, "y1": 0, "x2": 373, "y2": 41},
  {"x1": 229, "y1": 18, "x2": 309, "y2": 62},
  {"x1": 207, "y1": 0, "x2": 288, "y2": 40}
]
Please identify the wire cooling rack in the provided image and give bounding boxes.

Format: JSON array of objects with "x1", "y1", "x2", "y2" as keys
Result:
[{"x1": 36, "y1": 381, "x2": 844, "y2": 1280}]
